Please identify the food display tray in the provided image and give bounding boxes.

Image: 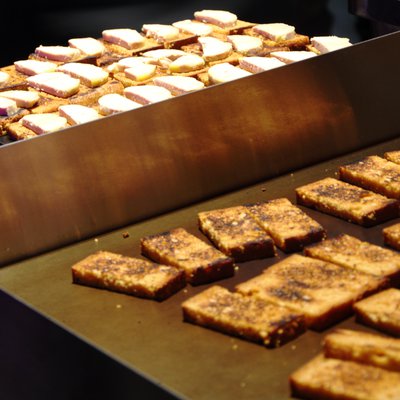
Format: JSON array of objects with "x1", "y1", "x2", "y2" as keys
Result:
[
  {"x1": 1, "y1": 30, "x2": 400, "y2": 399},
  {"x1": 0, "y1": 32, "x2": 400, "y2": 268},
  {"x1": 1, "y1": 136, "x2": 400, "y2": 400}
]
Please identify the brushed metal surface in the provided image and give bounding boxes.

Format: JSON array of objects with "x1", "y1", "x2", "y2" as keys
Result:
[{"x1": 0, "y1": 32, "x2": 399, "y2": 266}]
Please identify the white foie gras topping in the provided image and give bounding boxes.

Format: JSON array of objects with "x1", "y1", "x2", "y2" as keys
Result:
[
  {"x1": 310, "y1": 36, "x2": 352, "y2": 54},
  {"x1": 270, "y1": 51, "x2": 317, "y2": 63},
  {"x1": 239, "y1": 56, "x2": 285, "y2": 73},
  {"x1": 98, "y1": 93, "x2": 142, "y2": 115},
  {"x1": 142, "y1": 24, "x2": 180, "y2": 42},
  {"x1": 116, "y1": 56, "x2": 157, "y2": 71},
  {"x1": 27, "y1": 72, "x2": 80, "y2": 98},
  {"x1": 14, "y1": 59, "x2": 58, "y2": 75},
  {"x1": 0, "y1": 90, "x2": 40, "y2": 108},
  {"x1": 124, "y1": 85, "x2": 173, "y2": 105},
  {"x1": 142, "y1": 49, "x2": 186, "y2": 62},
  {"x1": 35, "y1": 45, "x2": 81, "y2": 62},
  {"x1": 172, "y1": 19, "x2": 213, "y2": 36},
  {"x1": 21, "y1": 113, "x2": 69, "y2": 134},
  {"x1": 57, "y1": 63, "x2": 109, "y2": 88},
  {"x1": 168, "y1": 54, "x2": 205, "y2": 73},
  {"x1": 68, "y1": 37, "x2": 106, "y2": 57},
  {"x1": 227, "y1": 35, "x2": 263, "y2": 56},
  {"x1": 153, "y1": 75, "x2": 204, "y2": 96},
  {"x1": 194, "y1": 10, "x2": 237, "y2": 28},
  {"x1": 208, "y1": 62, "x2": 252, "y2": 84},
  {"x1": 102, "y1": 29, "x2": 145, "y2": 49},
  {"x1": 0, "y1": 97, "x2": 18, "y2": 116},
  {"x1": 124, "y1": 63, "x2": 157, "y2": 82},
  {"x1": 58, "y1": 104, "x2": 101, "y2": 125},
  {"x1": 198, "y1": 36, "x2": 232, "y2": 61},
  {"x1": 0, "y1": 71, "x2": 9, "y2": 84},
  {"x1": 253, "y1": 23, "x2": 296, "y2": 41}
]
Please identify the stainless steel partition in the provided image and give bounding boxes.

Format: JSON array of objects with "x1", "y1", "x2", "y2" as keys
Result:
[{"x1": 0, "y1": 32, "x2": 399, "y2": 266}]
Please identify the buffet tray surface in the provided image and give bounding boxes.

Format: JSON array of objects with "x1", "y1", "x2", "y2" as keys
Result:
[
  {"x1": 1, "y1": 136, "x2": 400, "y2": 400},
  {"x1": 0, "y1": 32, "x2": 399, "y2": 268}
]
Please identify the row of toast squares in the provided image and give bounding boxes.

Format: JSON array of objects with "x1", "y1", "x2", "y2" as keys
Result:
[
  {"x1": 296, "y1": 151, "x2": 400, "y2": 227},
  {"x1": 71, "y1": 148, "x2": 400, "y2": 300}
]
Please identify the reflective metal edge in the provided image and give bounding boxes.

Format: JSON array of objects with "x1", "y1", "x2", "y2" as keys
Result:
[{"x1": 0, "y1": 32, "x2": 399, "y2": 267}]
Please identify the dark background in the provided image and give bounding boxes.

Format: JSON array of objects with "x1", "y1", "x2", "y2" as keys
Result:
[{"x1": 0, "y1": 0, "x2": 377, "y2": 67}]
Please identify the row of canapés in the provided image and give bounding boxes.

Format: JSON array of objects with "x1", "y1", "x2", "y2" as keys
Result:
[{"x1": 0, "y1": 9, "x2": 352, "y2": 140}]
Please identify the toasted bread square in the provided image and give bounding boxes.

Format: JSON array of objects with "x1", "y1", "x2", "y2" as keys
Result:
[
  {"x1": 236, "y1": 254, "x2": 387, "y2": 330},
  {"x1": 354, "y1": 288, "x2": 400, "y2": 337},
  {"x1": 5, "y1": 119, "x2": 38, "y2": 140},
  {"x1": 384, "y1": 150, "x2": 400, "y2": 165},
  {"x1": 1, "y1": 108, "x2": 30, "y2": 137},
  {"x1": 290, "y1": 353, "x2": 400, "y2": 400},
  {"x1": 383, "y1": 222, "x2": 400, "y2": 251},
  {"x1": 246, "y1": 198, "x2": 326, "y2": 252},
  {"x1": 304, "y1": 233, "x2": 400, "y2": 285},
  {"x1": 323, "y1": 328, "x2": 400, "y2": 372},
  {"x1": 71, "y1": 250, "x2": 186, "y2": 301},
  {"x1": 182, "y1": 285, "x2": 306, "y2": 347},
  {"x1": 339, "y1": 155, "x2": 400, "y2": 200},
  {"x1": 140, "y1": 227, "x2": 235, "y2": 285},
  {"x1": 198, "y1": 205, "x2": 276, "y2": 262},
  {"x1": 295, "y1": 177, "x2": 399, "y2": 227},
  {"x1": 0, "y1": 65, "x2": 29, "y2": 92}
]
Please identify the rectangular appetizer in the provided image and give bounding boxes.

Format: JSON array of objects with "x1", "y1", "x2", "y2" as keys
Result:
[
  {"x1": 304, "y1": 233, "x2": 400, "y2": 285},
  {"x1": 383, "y1": 222, "x2": 400, "y2": 251},
  {"x1": 71, "y1": 250, "x2": 186, "y2": 301},
  {"x1": 198, "y1": 205, "x2": 276, "y2": 262},
  {"x1": 353, "y1": 288, "x2": 400, "y2": 337},
  {"x1": 295, "y1": 177, "x2": 399, "y2": 227},
  {"x1": 290, "y1": 354, "x2": 400, "y2": 400},
  {"x1": 182, "y1": 285, "x2": 306, "y2": 348},
  {"x1": 235, "y1": 254, "x2": 387, "y2": 330},
  {"x1": 140, "y1": 227, "x2": 235, "y2": 285},
  {"x1": 322, "y1": 328, "x2": 400, "y2": 372},
  {"x1": 246, "y1": 197, "x2": 326, "y2": 252},
  {"x1": 339, "y1": 155, "x2": 400, "y2": 199},
  {"x1": 384, "y1": 150, "x2": 400, "y2": 165}
]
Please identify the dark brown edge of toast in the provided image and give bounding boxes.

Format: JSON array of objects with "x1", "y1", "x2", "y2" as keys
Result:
[{"x1": 295, "y1": 190, "x2": 400, "y2": 227}]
